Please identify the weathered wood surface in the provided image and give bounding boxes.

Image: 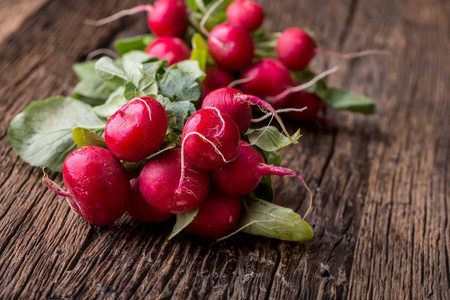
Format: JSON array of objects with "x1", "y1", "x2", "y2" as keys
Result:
[{"x1": 0, "y1": 0, "x2": 449, "y2": 299}]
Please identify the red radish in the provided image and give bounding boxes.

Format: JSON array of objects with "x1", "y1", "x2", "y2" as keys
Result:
[
  {"x1": 127, "y1": 178, "x2": 173, "y2": 223},
  {"x1": 239, "y1": 58, "x2": 293, "y2": 109},
  {"x1": 145, "y1": 37, "x2": 191, "y2": 66},
  {"x1": 211, "y1": 141, "x2": 313, "y2": 198},
  {"x1": 43, "y1": 146, "x2": 130, "y2": 226},
  {"x1": 184, "y1": 189, "x2": 241, "y2": 239},
  {"x1": 276, "y1": 27, "x2": 317, "y2": 71},
  {"x1": 226, "y1": 0, "x2": 264, "y2": 32},
  {"x1": 285, "y1": 91, "x2": 324, "y2": 121},
  {"x1": 181, "y1": 107, "x2": 240, "y2": 170},
  {"x1": 202, "y1": 87, "x2": 252, "y2": 136},
  {"x1": 208, "y1": 23, "x2": 254, "y2": 72},
  {"x1": 201, "y1": 87, "x2": 296, "y2": 142},
  {"x1": 139, "y1": 148, "x2": 209, "y2": 214},
  {"x1": 148, "y1": 0, "x2": 188, "y2": 38},
  {"x1": 86, "y1": 0, "x2": 188, "y2": 38},
  {"x1": 202, "y1": 67, "x2": 235, "y2": 96},
  {"x1": 105, "y1": 96, "x2": 168, "y2": 162}
]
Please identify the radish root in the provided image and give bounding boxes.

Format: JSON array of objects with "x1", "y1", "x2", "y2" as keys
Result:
[
  {"x1": 266, "y1": 66, "x2": 339, "y2": 103},
  {"x1": 314, "y1": 48, "x2": 391, "y2": 59},
  {"x1": 252, "y1": 107, "x2": 308, "y2": 123},
  {"x1": 199, "y1": 0, "x2": 225, "y2": 36},
  {"x1": 84, "y1": 5, "x2": 152, "y2": 26}
]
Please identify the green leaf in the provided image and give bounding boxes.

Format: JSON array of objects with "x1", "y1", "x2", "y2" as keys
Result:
[
  {"x1": 152, "y1": 94, "x2": 178, "y2": 133},
  {"x1": 172, "y1": 101, "x2": 196, "y2": 130},
  {"x1": 189, "y1": 33, "x2": 208, "y2": 72},
  {"x1": 316, "y1": 88, "x2": 375, "y2": 114},
  {"x1": 92, "y1": 86, "x2": 127, "y2": 119},
  {"x1": 72, "y1": 60, "x2": 98, "y2": 81},
  {"x1": 142, "y1": 60, "x2": 167, "y2": 78},
  {"x1": 157, "y1": 67, "x2": 203, "y2": 103},
  {"x1": 73, "y1": 77, "x2": 112, "y2": 106},
  {"x1": 8, "y1": 97, "x2": 106, "y2": 172},
  {"x1": 239, "y1": 198, "x2": 314, "y2": 242},
  {"x1": 115, "y1": 34, "x2": 155, "y2": 55},
  {"x1": 122, "y1": 59, "x2": 158, "y2": 95},
  {"x1": 168, "y1": 207, "x2": 199, "y2": 240},
  {"x1": 72, "y1": 127, "x2": 106, "y2": 148},
  {"x1": 95, "y1": 57, "x2": 128, "y2": 85},
  {"x1": 122, "y1": 50, "x2": 154, "y2": 64},
  {"x1": 262, "y1": 150, "x2": 282, "y2": 166},
  {"x1": 176, "y1": 60, "x2": 205, "y2": 80},
  {"x1": 250, "y1": 175, "x2": 274, "y2": 203},
  {"x1": 245, "y1": 126, "x2": 301, "y2": 152}
]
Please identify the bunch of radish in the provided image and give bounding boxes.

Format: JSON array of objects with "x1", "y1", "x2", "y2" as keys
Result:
[
  {"x1": 42, "y1": 90, "x2": 312, "y2": 240},
  {"x1": 8, "y1": 0, "x2": 385, "y2": 243}
]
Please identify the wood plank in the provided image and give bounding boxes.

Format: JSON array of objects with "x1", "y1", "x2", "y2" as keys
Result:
[
  {"x1": 348, "y1": 0, "x2": 450, "y2": 298},
  {"x1": 0, "y1": 0, "x2": 51, "y2": 45}
]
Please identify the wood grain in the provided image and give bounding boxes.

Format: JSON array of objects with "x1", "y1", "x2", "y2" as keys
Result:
[{"x1": 0, "y1": 0, "x2": 448, "y2": 299}]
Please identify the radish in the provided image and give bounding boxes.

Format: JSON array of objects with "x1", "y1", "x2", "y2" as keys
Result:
[
  {"x1": 276, "y1": 27, "x2": 390, "y2": 71},
  {"x1": 208, "y1": 23, "x2": 254, "y2": 72},
  {"x1": 139, "y1": 148, "x2": 210, "y2": 214},
  {"x1": 105, "y1": 96, "x2": 168, "y2": 162},
  {"x1": 148, "y1": 0, "x2": 188, "y2": 38},
  {"x1": 276, "y1": 27, "x2": 317, "y2": 71},
  {"x1": 86, "y1": 0, "x2": 188, "y2": 38},
  {"x1": 145, "y1": 37, "x2": 191, "y2": 66},
  {"x1": 127, "y1": 178, "x2": 173, "y2": 223},
  {"x1": 181, "y1": 107, "x2": 240, "y2": 170},
  {"x1": 226, "y1": 0, "x2": 264, "y2": 32},
  {"x1": 43, "y1": 146, "x2": 130, "y2": 226},
  {"x1": 184, "y1": 188, "x2": 241, "y2": 239},
  {"x1": 284, "y1": 91, "x2": 324, "y2": 121},
  {"x1": 201, "y1": 87, "x2": 296, "y2": 142},
  {"x1": 239, "y1": 58, "x2": 293, "y2": 109},
  {"x1": 202, "y1": 67, "x2": 235, "y2": 97},
  {"x1": 201, "y1": 87, "x2": 251, "y2": 136},
  {"x1": 211, "y1": 140, "x2": 313, "y2": 199}
]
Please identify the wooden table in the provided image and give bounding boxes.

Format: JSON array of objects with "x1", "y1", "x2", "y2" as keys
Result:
[{"x1": 1, "y1": 0, "x2": 449, "y2": 298}]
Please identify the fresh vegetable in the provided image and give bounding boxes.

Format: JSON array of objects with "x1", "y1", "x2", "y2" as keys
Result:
[
  {"x1": 275, "y1": 27, "x2": 317, "y2": 71},
  {"x1": 139, "y1": 148, "x2": 210, "y2": 213},
  {"x1": 86, "y1": 0, "x2": 188, "y2": 38},
  {"x1": 201, "y1": 87, "x2": 293, "y2": 140},
  {"x1": 207, "y1": 23, "x2": 254, "y2": 71},
  {"x1": 181, "y1": 107, "x2": 240, "y2": 170},
  {"x1": 184, "y1": 188, "x2": 241, "y2": 238},
  {"x1": 202, "y1": 66, "x2": 235, "y2": 96},
  {"x1": 239, "y1": 58, "x2": 293, "y2": 109},
  {"x1": 285, "y1": 91, "x2": 325, "y2": 121},
  {"x1": 226, "y1": 0, "x2": 264, "y2": 32},
  {"x1": 145, "y1": 36, "x2": 191, "y2": 66},
  {"x1": 6, "y1": 0, "x2": 389, "y2": 243},
  {"x1": 201, "y1": 87, "x2": 251, "y2": 135},
  {"x1": 43, "y1": 146, "x2": 130, "y2": 226},
  {"x1": 127, "y1": 178, "x2": 174, "y2": 223},
  {"x1": 148, "y1": 0, "x2": 188, "y2": 38},
  {"x1": 105, "y1": 96, "x2": 168, "y2": 162},
  {"x1": 211, "y1": 140, "x2": 312, "y2": 199}
]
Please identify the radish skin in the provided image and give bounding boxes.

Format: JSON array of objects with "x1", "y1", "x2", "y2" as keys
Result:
[
  {"x1": 184, "y1": 189, "x2": 241, "y2": 239},
  {"x1": 139, "y1": 148, "x2": 209, "y2": 214},
  {"x1": 127, "y1": 178, "x2": 173, "y2": 223},
  {"x1": 44, "y1": 146, "x2": 130, "y2": 226},
  {"x1": 181, "y1": 107, "x2": 241, "y2": 170}
]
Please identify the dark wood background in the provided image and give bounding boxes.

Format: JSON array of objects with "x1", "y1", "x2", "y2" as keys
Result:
[{"x1": 0, "y1": 0, "x2": 449, "y2": 299}]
